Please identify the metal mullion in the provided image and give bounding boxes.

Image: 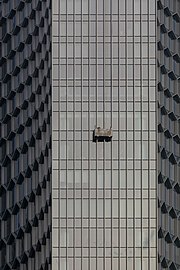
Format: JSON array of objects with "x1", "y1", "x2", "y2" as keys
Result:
[
  {"x1": 88, "y1": 1, "x2": 90, "y2": 270},
  {"x1": 147, "y1": 0, "x2": 151, "y2": 269},
  {"x1": 110, "y1": 1, "x2": 113, "y2": 270},
  {"x1": 80, "y1": 1, "x2": 83, "y2": 270},
  {"x1": 65, "y1": 1, "x2": 68, "y2": 269},
  {"x1": 96, "y1": 0, "x2": 98, "y2": 128},
  {"x1": 132, "y1": 0, "x2": 135, "y2": 269},
  {"x1": 95, "y1": 1, "x2": 98, "y2": 269},
  {"x1": 73, "y1": 1, "x2": 75, "y2": 269},
  {"x1": 117, "y1": 0, "x2": 121, "y2": 269},
  {"x1": 103, "y1": 0, "x2": 105, "y2": 270},
  {"x1": 140, "y1": 0, "x2": 143, "y2": 269},
  {"x1": 125, "y1": 1, "x2": 128, "y2": 270},
  {"x1": 58, "y1": 0, "x2": 62, "y2": 267}
]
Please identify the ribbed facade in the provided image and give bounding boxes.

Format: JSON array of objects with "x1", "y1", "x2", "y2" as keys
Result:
[
  {"x1": 0, "y1": 0, "x2": 51, "y2": 269},
  {"x1": 157, "y1": 0, "x2": 180, "y2": 269}
]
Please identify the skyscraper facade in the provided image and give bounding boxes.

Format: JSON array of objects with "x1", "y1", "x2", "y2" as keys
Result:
[
  {"x1": 0, "y1": 0, "x2": 51, "y2": 269},
  {"x1": 157, "y1": 0, "x2": 180, "y2": 269},
  {"x1": 52, "y1": 1, "x2": 157, "y2": 270},
  {"x1": 0, "y1": 0, "x2": 179, "y2": 270}
]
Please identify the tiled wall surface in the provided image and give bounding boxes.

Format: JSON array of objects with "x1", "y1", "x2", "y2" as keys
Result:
[{"x1": 52, "y1": 1, "x2": 157, "y2": 270}]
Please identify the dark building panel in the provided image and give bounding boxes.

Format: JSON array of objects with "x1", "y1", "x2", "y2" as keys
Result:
[
  {"x1": 157, "y1": 0, "x2": 180, "y2": 268},
  {"x1": 0, "y1": 0, "x2": 51, "y2": 269}
]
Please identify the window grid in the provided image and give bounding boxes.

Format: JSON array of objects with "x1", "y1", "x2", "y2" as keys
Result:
[{"x1": 52, "y1": 0, "x2": 157, "y2": 270}]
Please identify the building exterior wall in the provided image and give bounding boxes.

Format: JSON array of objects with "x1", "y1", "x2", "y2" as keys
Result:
[
  {"x1": 0, "y1": 0, "x2": 51, "y2": 269},
  {"x1": 52, "y1": 1, "x2": 157, "y2": 270},
  {"x1": 157, "y1": 0, "x2": 180, "y2": 269}
]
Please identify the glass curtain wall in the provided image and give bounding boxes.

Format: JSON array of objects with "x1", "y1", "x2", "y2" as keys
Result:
[{"x1": 52, "y1": 0, "x2": 157, "y2": 270}]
